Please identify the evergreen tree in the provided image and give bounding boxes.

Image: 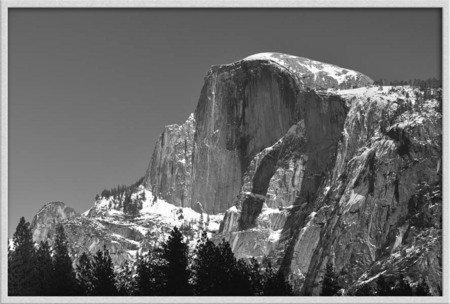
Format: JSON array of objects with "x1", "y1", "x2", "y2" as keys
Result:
[
  {"x1": 134, "y1": 251, "x2": 167, "y2": 295},
  {"x1": 392, "y1": 274, "x2": 412, "y2": 296},
  {"x1": 115, "y1": 260, "x2": 134, "y2": 296},
  {"x1": 232, "y1": 258, "x2": 253, "y2": 296},
  {"x1": 52, "y1": 224, "x2": 77, "y2": 295},
  {"x1": 8, "y1": 217, "x2": 39, "y2": 296},
  {"x1": 160, "y1": 226, "x2": 192, "y2": 295},
  {"x1": 192, "y1": 232, "x2": 220, "y2": 295},
  {"x1": 376, "y1": 275, "x2": 391, "y2": 296},
  {"x1": 248, "y1": 258, "x2": 264, "y2": 295},
  {"x1": 353, "y1": 283, "x2": 374, "y2": 296},
  {"x1": 320, "y1": 261, "x2": 340, "y2": 296},
  {"x1": 262, "y1": 263, "x2": 294, "y2": 296},
  {"x1": 416, "y1": 279, "x2": 431, "y2": 296},
  {"x1": 35, "y1": 241, "x2": 54, "y2": 295},
  {"x1": 192, "y1": 233, "x2": 253, "y2": 296},
  {"x1": 134, "y1": 254, "x2": 153, "y2": 296},
  {"x1": 75, "y1": 252, "x2": 94, "y2": 296},
  {"x1": 91, "y1": 246, "x2": 118, "y2": 296}
]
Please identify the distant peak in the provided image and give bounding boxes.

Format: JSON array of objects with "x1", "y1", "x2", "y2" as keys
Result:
[{"x1": 36, "y1": 201, "x2": 78, "y2": 216}]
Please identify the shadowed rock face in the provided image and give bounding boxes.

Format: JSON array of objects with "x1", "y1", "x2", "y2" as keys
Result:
[
  {"x1": 187, "y1": 53, "x2": 371, "y2": 214},
  {"x1": 26, "y1": 53, "x2": 441, "y2": 295},
  {"x1": 145, "y1": 53, "x2": 372, "y2": 215}
]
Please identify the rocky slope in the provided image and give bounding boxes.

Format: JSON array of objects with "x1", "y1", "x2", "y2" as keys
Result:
[
  {"x1": 217, "y1": 85, "x2": 442, "y2": 295},
  {"x1": 27, "y1": 53, "x2": 441, "y2": 295},
  {"x1": 148, "y1": 52, "x2": 372, "y2": 214},
  {"x1": 30, "y1": 189, "x2": 223, "y2": 266}
]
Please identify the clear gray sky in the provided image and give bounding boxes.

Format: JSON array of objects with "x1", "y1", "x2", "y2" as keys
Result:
[{"x1": 8, "y1": 9, "x2": 442, "y2": 235}]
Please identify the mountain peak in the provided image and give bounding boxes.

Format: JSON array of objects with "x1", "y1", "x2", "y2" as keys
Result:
[
  {"x1": 241, "y1": 52, "x2": 373, "y2": 89},
  {"x1": 31, "y1": 201, "x2": 78, "y2": 244}
]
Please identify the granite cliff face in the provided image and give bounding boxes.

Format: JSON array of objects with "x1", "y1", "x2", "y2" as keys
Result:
[
  {"x1": 27, "y1": 53, "x2": 441, "y2": 295},
  {"x1": 216, "y1": 85, "x2": 441, "y2": 295},
  {"x1": 143, "y1": 114, "x2": 195, "y2": 208},
  {"x1": 147, "y1": 53, "x2": 372, "y2": 213}
]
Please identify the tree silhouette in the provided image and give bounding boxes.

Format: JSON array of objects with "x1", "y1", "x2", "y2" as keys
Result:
[
  {"x1": 116, "y1": 260, "x2": 135, "y2": 296},
  {"x1": 91, "y1": 246, "x2": 118, "y2": 296},
  {"x1": 192, "y1": 233, "x2": 256, "y2": 296},
  {"x1": 161, "y1": 226, "x2": 192, "y2": 295},
  {"x1": 75, "y1": 252, "x2": 94, "y2": 296},
  {"x1": 392, "y1": 274, "x2": 412, "y2": 296},
  {"x1": 320, "y1": 261, "x2": 340, "y2": 296},
  {"x1": 416, "y1": 279, "x2": 431, "y2": 296},
  {"x1": 8, "y1": 217, "x2": 39, "y2": 295},
  {"x1": 353, "y1": 283, "x2": 374, "y2": 296},
  {"x1": 262, "y1": 263, "x2": 294, "y2": 296},
  {"x1": 134, "y1": 251, "x2": 167, "y2": 295},
  {"x1": 35, "y1": 241, "x2": 54, "y2": 295},
  {"x1": 376, "y1": 275, "x2": 391, "y2": 296},
  {"x1": 191, "y1": 232, "x2": 221, "y2": 295},
  {"x1": 248, "y1": 258, "x2": 264, "y2": 295},
  {"x1": 52, "y1": 224, "x2": 77, "y2": 295}
]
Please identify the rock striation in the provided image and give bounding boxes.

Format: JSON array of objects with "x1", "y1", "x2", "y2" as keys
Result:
[
  {"x1": 26, "y1": 52, "x2": 441, "y2": 295},
  {"x1": 143, "y1": 114, "x2": 195, "y2": 208},
  {"x1": 146, "y1": 52, "x2": 372, "y2": 214}
]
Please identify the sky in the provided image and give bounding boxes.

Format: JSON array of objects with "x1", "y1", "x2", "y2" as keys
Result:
[{"x1": 8, "y1": 8, "x2": 442, "y2": 236}]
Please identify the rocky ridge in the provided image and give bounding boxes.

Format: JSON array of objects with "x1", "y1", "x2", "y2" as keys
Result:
[{"x1": 27, "y1": 53, "x2": 441, "y2": 295}]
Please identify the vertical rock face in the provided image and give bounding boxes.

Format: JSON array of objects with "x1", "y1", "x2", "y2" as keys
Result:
[
  {"x1": 294, "y1": 89, "x2": 442, "y2": 295},
  {"x1": 144, "y1": 53, "x2": 372, "y2": 214},
  {"x1": 143, "y1": 114, "x2": 195, "y2": 207},
  {"x1": 25, "y1": 53, "x2": 440, "y2": 296},
  {"x1": 189, "y1": 53, "x2": 371, "y2": 214}
]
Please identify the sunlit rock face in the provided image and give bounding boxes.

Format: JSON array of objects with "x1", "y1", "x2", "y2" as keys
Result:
[
  {"x1": 30, "y1": 201, "x2": 78, "y2": 245},
  {"x1": 30, "y1": 189, "x2": 224, "y2": 266},
  {"x1": 26, "y1": 53, "x2": 441, "y2": 295},
  {"x1": 143, "y1": 114, "x2": 195, "y2": 208},
  {"x1": 190, "y1": 53, "x2": 372, "y2": 214},
  {"x1": 206, "y1": 55, "x2": 440, "y2": 295},
  {"x1": 295, "y1": 88, "x2": 442, "y2": 295}
]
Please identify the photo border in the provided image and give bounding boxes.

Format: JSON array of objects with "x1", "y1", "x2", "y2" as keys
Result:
[{"x1": 1, "y1": 1, "x2": 448, "y2": 303}]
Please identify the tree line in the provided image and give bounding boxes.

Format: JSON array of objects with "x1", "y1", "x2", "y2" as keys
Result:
[
  {"x1": 8, "y1": 216, "x2": 433, "y2": 296},
  {"x1": 372, "y1": 77, "x2": 441, "y2": 89},
  {"x1": 8, "y1": 217, "x2": 293, "y2": 296},
  {"x1": 97, "y1": 176, "x2": 145, "y2": 200}
]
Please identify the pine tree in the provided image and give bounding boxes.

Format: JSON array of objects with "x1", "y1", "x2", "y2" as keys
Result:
[
  {"x1": 52, "y1": 224, "x2": 77, "y2": 295},
  {"x1": 376, "y1": 275, "x2": 391, "y2": 296},
  {"x1": 192, "y1": 234, "x2": 254, "y2": 296},
  {"x1": 116, "y1": 260, "x2": 134, "y2": 296},
  {"x1": 192, "y1": 232, "x2": 219, "y2": 295},
  {"x1": 320, "y1": 261, "x2": 340, "y2": 296},
  {"x1": 232, "y1": 258, "x2": 253, "y2": 296},
  {"x1": 8, "y1": 217, "x2": 39, "y2": 296},
  {"x1": 353, "y1": 283, "x2": 374, "y2": 296},
  {"x1": 248, "y1": 258, "x2": 264, "y2": 295},
  {"x1": 262, "y1": 263, "x2": 294, "y2": 296},
  {"x1": 75, "y1": 252, "x2": 94, "y2": 296},
  {"x1": 35, "y1": 241, "x2": 54, "y2": 295},
  {"x1": 134, "y1": 254, "x2": 153, "y2": 296},
  {"x1": 134, "y1": 251, "x2": 167, "y2": 295},
  {"x1": 160, "y1": 226, "x2": 192, "y2": 295},
  {"x1": 91, "y1": 246, "x2": 118, "y2": 296},
  {"x1": 392, "y1": 274, "x2": 412, "y2": 296},
  {"x1": 416, "y1": 279, "x2": 431, "y2": 296}
]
